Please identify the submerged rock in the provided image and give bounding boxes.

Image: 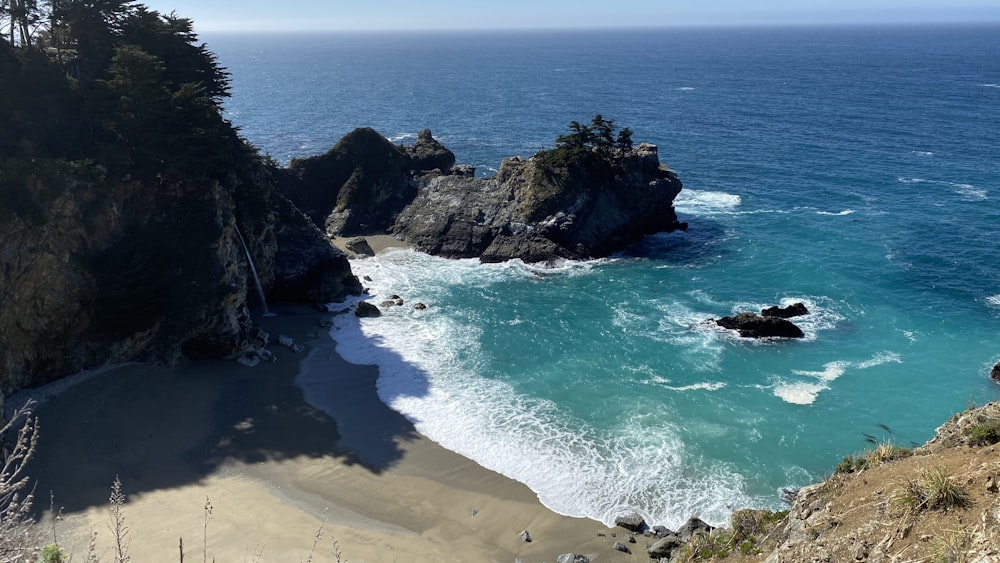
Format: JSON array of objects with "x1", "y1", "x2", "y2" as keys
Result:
[{"x1": 715, "y1": 312, "x2": 805, "y2": 339}]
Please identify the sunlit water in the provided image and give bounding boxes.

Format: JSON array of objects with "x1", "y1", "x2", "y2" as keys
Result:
[{"x1": 207, "y1": 25, "x2": 1000, "y2": 527}]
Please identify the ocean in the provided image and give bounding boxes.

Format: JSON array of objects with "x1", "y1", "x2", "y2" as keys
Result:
[{"x1": 206, "y1": 25, "x2": 1000, "y2": 528}]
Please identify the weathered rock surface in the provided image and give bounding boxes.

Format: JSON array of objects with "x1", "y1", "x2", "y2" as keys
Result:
[
  {"x1": 282, "y1": 127, "x2": 416, "y2": 236},
  {"x1": 614, "y1": 512, "x2": 647, "y2": 532},
  {"x1": 354, "y1": 302, "x2": 381, "y2": 318},
  {"x1": 0, "y1": 158, "x2": 361, "y2": 403},
  {"x1": 715, "y1": 312, "x2": 805, "y2": 339},
  {"x1": 393, "y1": 143, "x2": 686, "y2": 263},
  {"x1": 990, "y1": 361, "x2": 1000, "y2": 383},
  {"x1": 403, "y1": 128, "x2": 456, "y2": 172},
  {"x1": 344, "y1": 236, "x2": 375, "y2": 257},
  {"x1": 761, "y1": 302, "x2": 809, "y2": 318}
]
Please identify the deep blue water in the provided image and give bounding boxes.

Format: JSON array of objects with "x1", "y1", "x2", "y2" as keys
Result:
[{"x1": 206, "y1": 25, "x2": 1000, "y2": 528}]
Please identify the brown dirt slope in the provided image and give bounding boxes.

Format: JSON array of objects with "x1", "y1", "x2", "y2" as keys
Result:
[{"x1": 673, "y1": 402, "x2": 1000, "y2": 563}]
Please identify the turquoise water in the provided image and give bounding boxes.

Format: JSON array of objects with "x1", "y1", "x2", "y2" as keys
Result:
[{"x1": 207, "y1": 25, "x2": 1000, "y2": 527}]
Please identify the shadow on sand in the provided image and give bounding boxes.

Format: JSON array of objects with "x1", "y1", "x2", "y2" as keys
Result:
[{"x1": 21, "y1": 304, "x2": 430, "y2": 514}]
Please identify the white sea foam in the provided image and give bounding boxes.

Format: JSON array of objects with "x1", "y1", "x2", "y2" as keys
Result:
[
  {"x1": 981, "y1": 83, "x2": 1000, "y2": 88},
  {"x1": 897, "y1": 178, "x2": 987, "y2": 200},
  {"x1": 662, "y1": 382, "x2": 727, "y2": 392},
  {"x1": 325, "y1": 251, "x2": 754, "y2": 528},
  {"x1": 911, "y1": 151, "x2": 934, "y2": 157},
  {"x1": 986, "y1": 295, "x2": 1000, "y2": 308},
  {"x1": 816, "y1": 209, "x2": 856, "y2": 216},
  {"x1": 673, "y1": 190, "x2": 742, "y2": 216},
  {"x1": 952, "y1": 183, "x2": 988, "y2": 201},
  {"x1": 387, "y1": 132, "x2": 416, "y2": 143},
  {"x1": 678, "y1": 86, "x2": 696, "y2": 91},
  {"x1": 774, "y1": 352, "x2": 902, "y2": 405}
]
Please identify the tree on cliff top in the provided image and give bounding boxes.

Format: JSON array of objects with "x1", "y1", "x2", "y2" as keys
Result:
[
  {"x1": 526, "y1": 115, "x2": 638, "y2": 221},
  {"x1": 1, "y1": 0, "x2": 243, "y2": 178}
]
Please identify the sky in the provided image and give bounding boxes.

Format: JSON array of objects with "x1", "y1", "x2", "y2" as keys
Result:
[{"x1": 138, "y1": 0, "x2": 1000, "y2": 32}]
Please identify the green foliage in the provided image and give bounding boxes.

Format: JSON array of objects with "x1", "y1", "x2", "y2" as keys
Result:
[
  {"x1": 524, "y1": 115, "x2": 640, "y2": 222},
  {"x1": 40, "y1": 543, "x2": 65, "y2": 563},
  {"x1": 963, "y1": 419, "x2": 1000, "y2": 446},
  {"x1": 896, "y1": 466, "x2": 969, "y2": 513},
  {"x1": 835, "y1": 454, "x2": 868, "y2": 474},
  {"x1": 834, "y1": 441, "x2": 912, "y2": 474}
]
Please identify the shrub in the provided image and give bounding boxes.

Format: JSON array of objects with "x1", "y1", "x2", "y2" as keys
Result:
[
  {"x1": 963, "y1": 419, "x2": 1000, "y2": 446},
  {"x1": 40, "y1": 543, "x2": 65, "y2": 563},
  {"x1": 896, "y1": 466, "x2": 969, "y2": 512}
]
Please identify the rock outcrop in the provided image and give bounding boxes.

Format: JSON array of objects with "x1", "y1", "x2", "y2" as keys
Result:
[
  {"x1": 714, "y1": 312, "x2": 805, "y2": 338},
  {"x1": 393, "y1": 143, "x2": 686, "y2": 263},
  {"x1": 0, "y1": 158, "x2": 361, "y2": 403},
  {"x1": 280, "y1": 127, "x2": 453, "y2": 239},
  {"x1": 280, "y1": 127, "x2": 686, "y2": 264},
  {"x1": 761, "y1": 302, "x2": 808, "y2": 318},
  {"x1": 990, "y1": 361, "x2": 1000, "y2": 383}
]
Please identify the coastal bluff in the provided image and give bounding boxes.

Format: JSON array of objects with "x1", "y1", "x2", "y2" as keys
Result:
[{"x1": 281, "y1": 123, "x2": 687, "y2": 263}]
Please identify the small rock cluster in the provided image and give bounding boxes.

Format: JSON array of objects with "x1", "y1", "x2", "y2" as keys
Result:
[{"x1": 711, "y1": 302, "x2": 809, "y2": 339}]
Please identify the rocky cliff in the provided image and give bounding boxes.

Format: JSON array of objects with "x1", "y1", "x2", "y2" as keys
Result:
[
  {"x1": 281, "y1": 124, "x2": 686, "y2": 263},
  {"x1": 0, "y1": 158, "x2": 361, "y2": 405},
  {"x1": 648, "y1": 401, "x2": 1000, "y2": 563},
  {"x1": 394, "y1": 142, "x2": 686, "y2": 262}
]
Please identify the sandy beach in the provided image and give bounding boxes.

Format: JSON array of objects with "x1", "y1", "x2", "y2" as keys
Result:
[{"x1": 18, "y1": 239, "x2": 637, "y2": 562}]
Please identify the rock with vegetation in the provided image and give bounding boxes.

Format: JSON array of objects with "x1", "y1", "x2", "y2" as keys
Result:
[
  {"x1": 0, "y1": 2, "x2": 360, "y2": 405},
  {"x1": 693, "y1": 401, "x2": 1000, "y2": 563},
  {"x1": 392, "y1": 115, "x2": 687, "y2": 263}
]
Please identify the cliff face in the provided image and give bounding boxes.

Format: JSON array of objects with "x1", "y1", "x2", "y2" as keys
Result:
[
  {"x1": 393, "y1": 142, "x2": 686, "y2": 263},
  {"x1": 0, "y1": 158, "x2": 361, "y2": 402}
]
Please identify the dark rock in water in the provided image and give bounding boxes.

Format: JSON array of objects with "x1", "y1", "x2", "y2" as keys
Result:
[
  {"x1": 519, "y1": 529, "x2": 532, "y2": 543},
  {"x1": 557, "y1": 555, "x2": 589, "y2": 563},
  {"x1": 403, "y1": 129, "x2": 456, "y2": 172},
  {"x1": 715, "y1": 312, "x2": 804, "y2": 338},
  {"x1": 612, "y1": 541, "x2": 631, "y2": 554},
  {"x1": 677, "y1": 517, "x2": 714, "y2": 541},
  {"x1": 761, "y1": 302, "x2": 809, "y2": 318},
  {"x1": 392, "y1": 142, "x2": 686, "y2": 263},
  {"x1": 647, "y1": 534, "x2": 684, "y2": 559},
  {"x1": 615, "y1": 512, "x2": 647, "y2": 532},
  {"x1": 414, "y1": 303, "x2": 428, "y2": 310},
  {"x1": 991, "y1": 362, "x2": 1000, "y2": 383},
  {"x1": 345, "y1": 236, "x2": 375, "y2": 257},
  {"x1": 355, "y1": 302, "x2": 381, "y2": 317}
]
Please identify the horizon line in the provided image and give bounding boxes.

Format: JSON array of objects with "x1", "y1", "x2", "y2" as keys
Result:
[{"x1": 195, "y1": 20, "x2": 1000, "y2": 35}]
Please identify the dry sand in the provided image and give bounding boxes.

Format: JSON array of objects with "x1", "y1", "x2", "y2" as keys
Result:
[{"x1": 21, "y1": 286, "x2": 640, "y2": 561}]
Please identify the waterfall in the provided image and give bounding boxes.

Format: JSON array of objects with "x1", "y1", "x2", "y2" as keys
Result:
[{"x1": 233, "y1": 224, "x2": 270, "y2": 316}]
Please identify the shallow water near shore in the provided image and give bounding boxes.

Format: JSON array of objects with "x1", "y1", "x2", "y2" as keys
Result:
[{"x1": 208, "y1": 25, "x2": 1000, "y2": 528}]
